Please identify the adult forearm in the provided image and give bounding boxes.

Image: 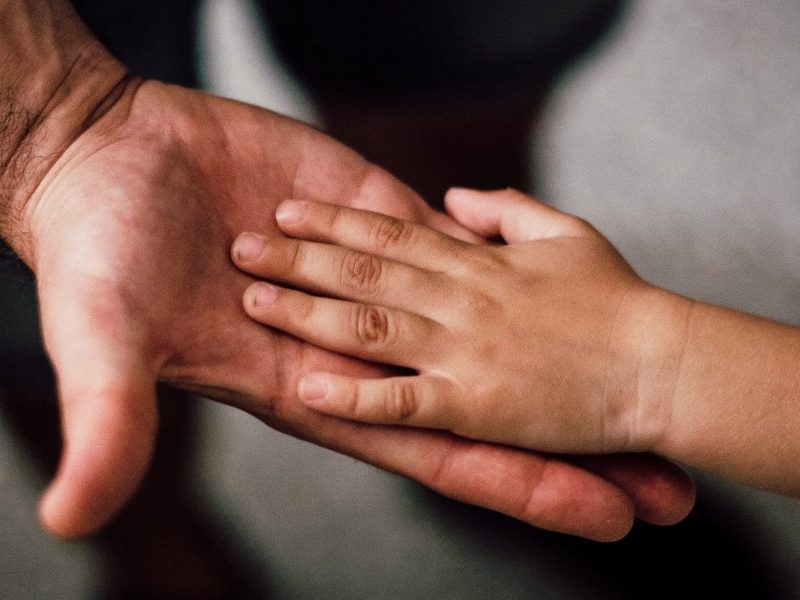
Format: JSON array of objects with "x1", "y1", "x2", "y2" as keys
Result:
[
  {"x1": 0, "y1": 0, "x2": 127, "y2": 258},
  {"x1": 654, "y1": 300, "x2": 800, "y2": 495}
]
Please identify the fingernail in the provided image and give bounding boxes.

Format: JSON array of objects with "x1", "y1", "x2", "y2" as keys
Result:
[
  {"x1": 234, "y1": 233, "x2": 265, "y2": 262},
  {"x1": 276, "y1": 200, "x2": 305, "y2": 225},
  {"x1": 299, "y1": 376, "x2": 328, "y2": 402},
  {"x1": 249, "y1": 282, "x2": 277, "y2": 307}
]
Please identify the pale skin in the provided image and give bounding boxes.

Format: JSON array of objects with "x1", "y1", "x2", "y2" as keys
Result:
[
  {"x1": 233, "y1": 189, "x2": 800, "y2": 497},
  {"x1": 0, "y1": 0, "x2": 696, "y2": 542}
]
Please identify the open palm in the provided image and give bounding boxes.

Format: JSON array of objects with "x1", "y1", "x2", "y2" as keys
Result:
[{"x1": 23, "y1": 80, "x2": 693, "y2": 541}]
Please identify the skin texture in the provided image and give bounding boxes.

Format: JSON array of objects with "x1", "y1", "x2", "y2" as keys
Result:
[
  {"x1": 233, "y1": 189, "x2": 800, "y2": 495},
  {"x1": 231, "y1": 189, "x2": 686, "y2": 455},
  {"x1": 233, "y1": 188, "x2": 800, "y2": 498},
  {"x1": 18, "y1": 81, "x2": 697, "y2": 542},
  {"x1": 2, "y1": 0, "x2": 696, "y2": 542}
]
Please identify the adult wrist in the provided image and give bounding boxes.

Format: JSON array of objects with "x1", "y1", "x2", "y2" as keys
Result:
[{"x1": 0, "y1": 0, "x2": 129, "y2": 260}]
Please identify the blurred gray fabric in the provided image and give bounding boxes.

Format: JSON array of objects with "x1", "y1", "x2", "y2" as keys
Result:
[
  {"x1": 1, "y1": 0, "x2": 799, "y2": 597},
  {"x1": 537, "y1": 0, "x2": 800, "y2": 584},
  {"x1": 538, "y1": 0, "x2": 800, "y2": 325}
]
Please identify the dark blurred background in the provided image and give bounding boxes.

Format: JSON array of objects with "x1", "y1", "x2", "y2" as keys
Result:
[{"x1": 2, "y1": 0, "x2": 800, "y2": 598}]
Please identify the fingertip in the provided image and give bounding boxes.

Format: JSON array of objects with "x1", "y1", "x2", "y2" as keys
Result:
[
  {"x1": 37, "y1": 433, "x2": 153, "y2": 539},
  {"x1": 575, "y1": 454, "x2": 696, "y2": 527},
  {"x1": 548, "y1": 459, "x2": 637, "y2": 542},
  {"x1": 636, "y1": 465, "x2": 696, "y2": 526},
  {"x1": 443, "y1": 187, "x2": 525, "y2": 210},
  {"x1": 298, "y1": 374, "x2": 330, "y2": 404},
  {"x1": 275, "y1": 199, "x2": 307, "y2": 227},
  {"x1": 442, "y1": 187, "x2": 482, "y2": 213},
  {"x1": 39, "y1": 379, "x2": 159, "y2": 539},
  {"x1": 232, "y1": 232, "x2": 266, "y2": 264},
  {"x1": 244, "y1": 281, "x2": 278, "y2": 312},
  {"x1": 38, "y1": 482, "x2": 81, "y2": 539},
  {"x1": 594, "y1": 508, "x2": 636, "y2": 543},
  {"x1": 443, "y1": 187, "x2": 499, "y2": 237},
  {"x1": 622, "y1": 460, "x2": 696, "y2": 527},
  {"x1": 38, "y1": 478, "x2": 115, "y2": 540}
]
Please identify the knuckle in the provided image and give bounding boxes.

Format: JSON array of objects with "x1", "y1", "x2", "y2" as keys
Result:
[
  {"x1": 369, "y1": 215, "x2": 414, "y2": 251},
  {"x1": 384, "y1": 380, "x2": 417, "y2": 421},
  {"x1": 472, "y1": 248, "x2": 507, "y2": 273},
  {"x1": 352, "y1": 304, "x2": 394, "y2": 347},
  {"x1": 454, "y1": 247, "x2": 506, "y2": 277},
  {"x1": 473, "y1": 336, "x2": 501, "y2": 364},
  {"x1": 455, "y1": 277, "x2": 498, "y2": 313},
  {"x1": 341, "y1": 251, "x2": 384, "y2": 294}
]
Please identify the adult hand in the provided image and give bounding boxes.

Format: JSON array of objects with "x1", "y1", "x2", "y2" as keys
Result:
[{"x1": 10, "y1": 78, "x2": 695, "y2": 541}]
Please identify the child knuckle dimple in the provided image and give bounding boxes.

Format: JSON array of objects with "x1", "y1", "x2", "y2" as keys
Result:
[
  {"x1": 447, "y1": 242, "x2": 472, "y2": 266},
  {"x1": 456, "y1": 248, "x2": 503, "y2": 278},
  {"x1": 353, "y1": 304, "x2": 392, "y2": 347},
  {"x1": 385, "y1": 380, "x2": 416, "y2": 421},
  {"x1": 341, "y1": 251, "x2": 383, "y2": 294},
  {"x1": 464, "y1": 288, "x2": 497, "y2": 320},
  {"x1": 474, "y1": 337, "x2": 501, "y2": 363},
  {"x1": 370, "y1": 216, "x2": 412, "y2": 251},
  {"x1": 479, "y1": 250, "x2": 507, "y2": 273}
]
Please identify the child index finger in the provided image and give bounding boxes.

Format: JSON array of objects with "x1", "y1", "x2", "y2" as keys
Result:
[{"x1": 275, "y1": 199, "x2": 469, "y2": 272}]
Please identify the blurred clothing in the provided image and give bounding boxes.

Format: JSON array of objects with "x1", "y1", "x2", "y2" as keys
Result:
[{"x1": 71, "y1": 0, "x2": 621, "y2": 102}]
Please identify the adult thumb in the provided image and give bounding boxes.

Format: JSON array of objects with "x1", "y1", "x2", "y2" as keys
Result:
[{"x1": 36, "y1": 275, "x2": 158, "y2": 538}]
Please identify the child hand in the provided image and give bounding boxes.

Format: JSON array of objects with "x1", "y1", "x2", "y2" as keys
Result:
[{"x1": 231, "y1": 188, "x2": 693, "y2": 455}]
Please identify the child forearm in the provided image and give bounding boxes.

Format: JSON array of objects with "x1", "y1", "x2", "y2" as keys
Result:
[{"x1": 654, "y1": 301, "x2": 800, "y2": 495}]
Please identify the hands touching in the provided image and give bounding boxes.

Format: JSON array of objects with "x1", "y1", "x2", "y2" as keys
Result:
[
  {"x1": 15, "y1": 77, "x2": 483, "y2": 536},
  {"x1": 232, "y1": 188, "x2": 692, "y2": 456},
  {"x1": 18, "y1": 83, "x2": 694, "y2": 541},
  {"x1": 233, "y1": 187, "x2": 800, "y2": 499},
  {"x1": 1, "y1": 0, "x2": 693, "y2": 542}
]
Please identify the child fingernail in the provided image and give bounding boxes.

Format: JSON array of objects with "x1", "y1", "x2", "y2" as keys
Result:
[
  {"x1": 276, "y1": 200, "x2": 305, "y2": 224},
  {"x1": 249, "y1": 282, "x2": 277, "y2": 307},
  {"x1": 299, "y1": 376, "x2": 328, "y2": 402},
  {"x1": 234, "y1": 233, "x2": 265, "y2": 261}
]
